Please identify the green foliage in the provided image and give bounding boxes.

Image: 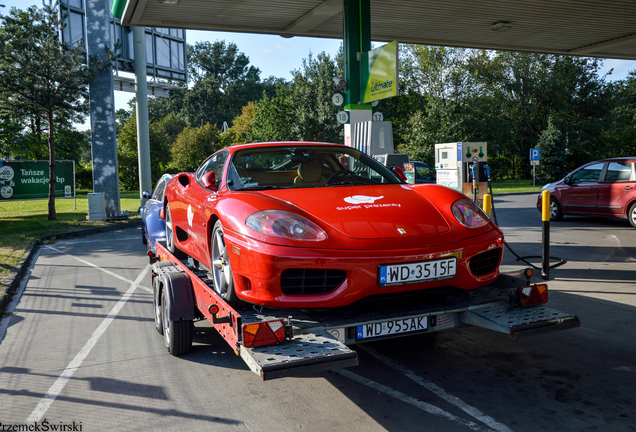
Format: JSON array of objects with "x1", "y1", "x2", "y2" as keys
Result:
[
  {"x1": 171, "y1": 124, "x2": 222, "y2": 172},
  {"x1": 0, "y1": 3, "x2": 109, "y2": 219},
  {"x1": 117, "y1": 114, "x2": 183, "y2": 190},
  {"x1": 536, "y1": 119, "x2": 568, "y2": 184},
  {"x1": 241, "y1": 51, "x2": 344, "y2": 144}
]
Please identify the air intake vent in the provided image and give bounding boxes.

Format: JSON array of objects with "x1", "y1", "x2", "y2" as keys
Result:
[
  {"x1": 281, "y1": 269, "x2": 346, "y2": 295},
  {"x1": 469, "y1": 248, "x2": 501, "y2": 276}
]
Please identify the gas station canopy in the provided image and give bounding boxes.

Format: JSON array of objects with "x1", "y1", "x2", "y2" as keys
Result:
[{"x1": 120, "y1": 0, "x2": 636, "y2": 60}]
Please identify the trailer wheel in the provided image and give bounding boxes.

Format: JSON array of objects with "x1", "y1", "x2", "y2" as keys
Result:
[
  {"x1": 162, "y1": 288, "x2": 193, "y2": 355},
  {"x1": 211, "y1": 220, "x2": 246, "y2": 309},
  {"x1": 153, "y1": 279, "x2": 164, "y2": 335},
  {"x1": 165, "y1": 203, "x2": 186, "y2": 259}
]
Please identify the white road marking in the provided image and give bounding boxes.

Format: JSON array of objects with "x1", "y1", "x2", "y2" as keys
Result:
[
  {"x1": 360, "y1": 345, "x2": 515, "y2": 432},
  {"x1": 50, "y1": 236, "x2": 141, "y2": 245},
  {"x1": 43, "y1": 245, "x2": 152, "y2": 293},
  {"x1": 26, "y1": 264, "x2": 151, "y2": 424},
  {"x1": 336, "y1": 370, "x2": 492, "y2": 431}
]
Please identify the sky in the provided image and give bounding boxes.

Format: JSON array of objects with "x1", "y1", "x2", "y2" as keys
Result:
[{"x1": 2, "y1": 0, "x2": 636, "y2": 130}]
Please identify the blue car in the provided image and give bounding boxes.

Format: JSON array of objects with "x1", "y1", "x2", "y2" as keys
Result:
[{"x1": 140, "y1": 174, "x2": 172, "y2": 253}]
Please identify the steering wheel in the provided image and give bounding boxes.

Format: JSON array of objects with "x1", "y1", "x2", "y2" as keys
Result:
[{"x1": 326, "y1": 169, "x2": 356, "y2": 184}]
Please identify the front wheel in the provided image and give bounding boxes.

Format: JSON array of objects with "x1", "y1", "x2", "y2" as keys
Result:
[
  {"x1": 628, "y1": 202, "x2": 636, "y2": 228},
  {"x1": 549, "y1": 197, "x2": 564, "y2": 221},
  {"x1": 211, "y1": 220, "x2": 246, "y2": 309}
]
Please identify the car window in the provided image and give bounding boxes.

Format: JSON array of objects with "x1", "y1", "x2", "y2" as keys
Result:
[
  {"x1": 196, "y1": 150, "x2": 228, "y2": 188},
  {"x1": 415, "y1": 165, "x2": 435, "y2": 180},
  {"x1": 604, "y1": 162, "x2": 633, "y2": 182},
  {"x1": 571, "y1": 162, "x2": 604, "y2": 184},
  {"x1": 151, "y1": 178, "x2": 166, "y2": 201},
  {"x1": 227, "y1": 145, "x2": 402, "y2": 190}
]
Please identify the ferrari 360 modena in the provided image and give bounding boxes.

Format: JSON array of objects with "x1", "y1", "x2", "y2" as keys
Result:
[{"x1": 162, "y1": 142, "x2": 504, "y2": 309}]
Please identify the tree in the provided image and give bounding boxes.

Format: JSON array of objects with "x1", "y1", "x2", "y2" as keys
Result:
[
  {"x1": 117, "y1": 113, "x2": 184, "y2": 190},
  {"x1": 243, "y1": 51, "x2": 344, "y2": 144},
  {"x1": 0, "y1": 3, "x2": 109, "y2": 219},
  {"x1": 171, "y1": 124, "x2": 222, "y2": 172},
  {"x1": 536, "y1": 118, "x2": 568, "y2": 184}
]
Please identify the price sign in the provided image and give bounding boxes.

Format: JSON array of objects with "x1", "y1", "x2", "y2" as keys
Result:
[
  {"x1": 332, "y1": 93, "x2": 344, "y2": 106},
  {"x1": 373, "y1": 112, "x2": 384, "y2": 121},
  {"x1": 336, "y1": 111, "x2": 350, "y2": 124}
]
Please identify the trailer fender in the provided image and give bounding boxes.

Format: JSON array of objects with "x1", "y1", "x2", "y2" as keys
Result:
[{"x1": 154, "y1": 265, "x2": 196, "y2": 322}]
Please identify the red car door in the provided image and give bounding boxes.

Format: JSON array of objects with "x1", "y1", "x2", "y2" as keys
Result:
[
  {"x1": 597, "y1": 161, "x2": 636, "y2": 216},
  {"x1": 561, "y1": 162, "x2": 605, "y2": 214}
]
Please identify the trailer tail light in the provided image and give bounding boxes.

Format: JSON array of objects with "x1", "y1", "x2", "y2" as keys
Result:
[
  {"x1": 243, "y1": 320, "x2": 287, "y2": 348},
  {"x1": 518, "y1": 284, "x2": 548, "y2": 306}
]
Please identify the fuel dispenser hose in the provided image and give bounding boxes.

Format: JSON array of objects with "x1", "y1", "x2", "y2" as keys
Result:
[{"x1": 484, "y1": 168, "x2": 565, "y2": 272}]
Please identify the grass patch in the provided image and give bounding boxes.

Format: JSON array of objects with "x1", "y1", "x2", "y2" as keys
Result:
[
  {"x1": 0, "y1": 191, "x2": 142, "y2": 280},
  {"x1": 489, "y1": 179, "x2": 542, "y2": 194}
]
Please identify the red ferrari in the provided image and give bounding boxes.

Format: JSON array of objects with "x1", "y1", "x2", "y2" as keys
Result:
[{"x1": 162, "y1": 142, "x2": 504, "y2": 309}]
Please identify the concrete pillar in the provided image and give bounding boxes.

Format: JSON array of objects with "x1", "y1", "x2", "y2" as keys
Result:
[{"x1": 85, "y1": 0, "x2": 121, "y2": 216}]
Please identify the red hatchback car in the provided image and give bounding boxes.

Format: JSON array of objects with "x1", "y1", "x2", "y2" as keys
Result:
[
  {"x1": 162, "y1": 142, "x2": 504, "y2": 309},
  {"x1": 537, "y1": 157, "x2": 636, "y2": 228}
]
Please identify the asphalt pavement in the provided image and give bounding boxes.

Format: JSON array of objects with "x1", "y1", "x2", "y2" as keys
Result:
[{"x1": 0, "y1": 193, "x2": 635, "y2": 432}]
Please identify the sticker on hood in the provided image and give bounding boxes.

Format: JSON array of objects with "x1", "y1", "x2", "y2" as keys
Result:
[{"x1": 344, "y1": 195, "x2": 384, "y2": 204}]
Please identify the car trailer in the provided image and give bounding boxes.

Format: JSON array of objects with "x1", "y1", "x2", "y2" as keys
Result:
[{"x1": 150, "y1": 241, "x2": 579, "y2": 380}]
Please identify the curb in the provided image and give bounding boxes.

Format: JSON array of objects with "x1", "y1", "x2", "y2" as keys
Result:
[{"x1": 0, "y1": 220, "x2": 142, "y2": 315}]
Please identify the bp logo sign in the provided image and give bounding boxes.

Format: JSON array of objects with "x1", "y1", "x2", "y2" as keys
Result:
[{"x1": 0, "y1": 161, "x2": 75, "y2": 201}]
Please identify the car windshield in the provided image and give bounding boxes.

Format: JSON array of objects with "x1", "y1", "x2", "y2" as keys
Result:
[{"x1": 226, "y1": 145, "x2": 402, "y2": 191}]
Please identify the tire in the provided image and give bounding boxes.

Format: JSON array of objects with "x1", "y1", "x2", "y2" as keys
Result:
[
  {"x1": 211, "y1": 220, "x2": 246, "y2": 309},
  {"x1": 162, "y1": 288, "x2": 193, "y2": 356},
  {"x1": 549, "y1": 197, "x2": 564, "y2": 221},
  {"x1": 153, "y1": 278, "x2": 163, "y2": 335},
  {"x1": 628, "y1": 202, "x2": 636, "y2": 228},
  {"x1": 141, "y1": 224, "x2": 147, "y2": 245},
  {"x1": 165, "y1": 203, "x2": 186, "y2": 259}
]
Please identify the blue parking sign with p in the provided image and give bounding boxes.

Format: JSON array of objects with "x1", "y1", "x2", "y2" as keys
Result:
[{"x1": 530, "y1": 148, "x2": 540, "y2": 160}]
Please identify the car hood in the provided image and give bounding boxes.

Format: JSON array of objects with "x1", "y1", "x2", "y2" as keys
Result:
[{"x1": 262, "y1": 185, "x2": 451, "y2": 239}]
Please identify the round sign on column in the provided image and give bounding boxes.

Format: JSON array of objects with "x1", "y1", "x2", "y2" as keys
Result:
[
  {"x1": 373, "y1": 112, "x2": 384, "y2": 121},
  {"x1": 336, "y1": 111, "x2": 349, "y2": 124},
  {"x1": 332, "y1": 93, "x2": 344, "y2": 107}
]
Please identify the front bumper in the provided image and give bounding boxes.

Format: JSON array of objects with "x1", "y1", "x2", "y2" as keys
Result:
[{"x1": 224, "y1": 229, "x2": 505, "y2": 308}]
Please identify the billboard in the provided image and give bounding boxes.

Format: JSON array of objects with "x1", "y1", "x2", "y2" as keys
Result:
[
  {"x1": 58, "y1": 0, "x2": 187, "y2": 82},
  {"x1": 361, "y1": 41, "x2": 399, "y2": 104},
  {"x1": 0, "y1": 161, "x2": 75, "y2": 201}
]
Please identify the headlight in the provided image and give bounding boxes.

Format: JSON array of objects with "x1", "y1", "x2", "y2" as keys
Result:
[
  {"x1": 451, "y1": 199, "x2": 490, "y2": 228},
  {"x1": 246, "y1": 210, "x2": 327, "y2": 241}
]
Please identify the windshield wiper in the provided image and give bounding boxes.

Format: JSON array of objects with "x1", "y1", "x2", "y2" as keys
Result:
[
  {"x1": 235, "y1": 185, "x2": 280, "y2": 191},
  {"x1": 326, "y1": 181, "x2": 372, "y2": 187}
]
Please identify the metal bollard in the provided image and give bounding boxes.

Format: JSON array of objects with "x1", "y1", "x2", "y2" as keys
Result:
[{"x1": 541, "y1": 190, "x2": 550, "y2": 280}]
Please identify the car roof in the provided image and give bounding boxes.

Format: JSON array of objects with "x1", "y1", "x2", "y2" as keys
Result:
[{"x1": 229, "y1": 141, "x2": 347, "y2": 152}]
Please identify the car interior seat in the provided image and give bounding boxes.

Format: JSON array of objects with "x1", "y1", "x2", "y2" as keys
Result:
[{"x1": 294, "y1": 159, "x2": 326, "y2": 186}]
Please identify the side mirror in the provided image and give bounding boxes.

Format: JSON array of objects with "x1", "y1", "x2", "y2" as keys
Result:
[
  {"x1": 201, "y1": 171, "x2": 218, "y2": 191},
  {"x1": 390, "y1": 166, "x2": 407, "y2": 182},
  {"x1": 564, "y1": 176, "x2": 571, "y2": 185},
  {"x1": 142, "y1": 190, "x2": 151, "y2": 199}
]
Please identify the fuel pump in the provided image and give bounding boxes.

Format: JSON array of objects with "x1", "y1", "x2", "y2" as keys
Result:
[{"x1": 434, "y1": 142, "x2": 488, "y2": 206}]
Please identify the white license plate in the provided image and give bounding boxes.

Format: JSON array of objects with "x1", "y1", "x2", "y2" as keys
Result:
[
  {"x1": 379, "y1": 257, "x2": 457, "y2": 286},
  {"x1": 357, "y1": 316, "x2": 428, "y2": 339}
]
